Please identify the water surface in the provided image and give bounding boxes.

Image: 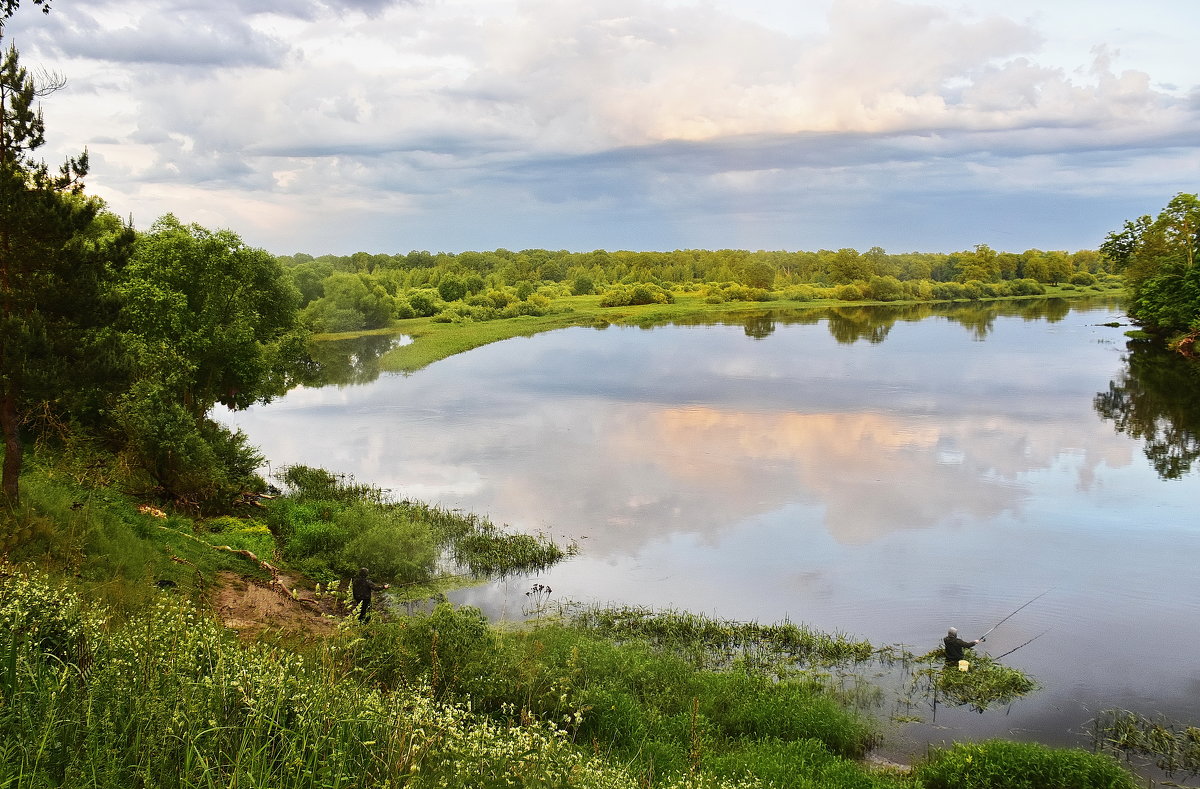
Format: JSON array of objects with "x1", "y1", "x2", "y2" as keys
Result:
[{"x1": 223, "y1": 298, "x2": 1200, "y2": 759}]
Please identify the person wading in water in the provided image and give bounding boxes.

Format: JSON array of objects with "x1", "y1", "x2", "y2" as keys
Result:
[{"x1": 943, "y1": 627, "x2": 982, "y2": 664}]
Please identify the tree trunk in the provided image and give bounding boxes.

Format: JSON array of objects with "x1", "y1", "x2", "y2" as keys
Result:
[{"x1": 1, "y1": 386, "x2": 20, "y2": 503}]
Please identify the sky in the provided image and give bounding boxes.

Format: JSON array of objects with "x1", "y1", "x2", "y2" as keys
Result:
[{"x1": 4, "y1": 0, "x2": 1198, "y2": 256}]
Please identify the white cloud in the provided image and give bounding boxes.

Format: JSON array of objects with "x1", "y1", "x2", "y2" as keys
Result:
[{"x1": 4, "y1": 0, "x2": 1197, "y2": 253}]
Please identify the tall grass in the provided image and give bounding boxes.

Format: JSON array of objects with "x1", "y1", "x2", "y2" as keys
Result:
[
  {"x1": 914, "y1": 740, "x2": 1137, "y2": 789},
  {"x1": 269, "y1": 465, "x2": 573, "y2": 584},
  {"x1": 570, "y1": 604, "x2": 887, "y2": 670},
  {"x1": 1090, "y1": 709, "x2": 1200, "y2": 779}
]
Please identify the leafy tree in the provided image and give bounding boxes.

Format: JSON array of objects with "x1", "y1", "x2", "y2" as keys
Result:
[
  {"x1": 1, "y1": 40, "x2": 131, "y2": 503},
  {"x1": 436, "y1": 275, "x2": 466, "y2": 302},
  {"x1": 1102, "y1": 193, "x2": 1200, "y2": 339},
  {"x1": 112, "y1": 215, "x2": 305, "y2": 504},
  {"x1": 959, "y1": 244, "x2": 1000, "y2": 283},
  {"x1": 301, "y1": 270, "x2": 394, "y2": 332}
]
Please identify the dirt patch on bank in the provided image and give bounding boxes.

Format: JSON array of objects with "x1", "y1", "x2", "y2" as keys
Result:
[{"x1": 213, "y1": 571, "x2": 343, "y2": 639}]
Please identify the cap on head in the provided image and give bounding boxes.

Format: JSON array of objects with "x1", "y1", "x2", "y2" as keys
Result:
[
  {"x1": 359, "y1": 567, "x2": 368, "y2": 576},
  {"x1": 948, "y1": 627, "x2": 958, "y2": 636}
]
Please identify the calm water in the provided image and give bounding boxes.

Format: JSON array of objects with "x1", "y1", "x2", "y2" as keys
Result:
[{"x1": 222, "y1": 298, "x2": 1200, "y2": 759}]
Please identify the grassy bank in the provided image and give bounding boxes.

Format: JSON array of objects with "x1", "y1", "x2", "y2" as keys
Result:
[
  {"x1": 369, "y1": 286, "x2": 1121, "y2": 373},
  {"x1": 0, "y1": 456, "x2": 1145, "y2": 789}
]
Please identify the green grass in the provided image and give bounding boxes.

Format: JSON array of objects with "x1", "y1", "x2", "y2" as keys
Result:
[
  {"x1": 373, "y1": 287, "x2": 1121, "y2": 373},
  {"x1": 914, "y1": 740, "x2": 1137, "y2": 789},
  {"x1": 0, "y1": 453, "x2": 1145, "y2": 789}
]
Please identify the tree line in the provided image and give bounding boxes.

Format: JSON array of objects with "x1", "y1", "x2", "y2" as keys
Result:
[{"x1": 278, "y1": 244, "x2": 1115, "y2": 333}]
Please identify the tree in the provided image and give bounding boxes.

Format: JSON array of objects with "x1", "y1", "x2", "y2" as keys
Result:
[
  {"x1": 1101, "y1": 193, "x2": 1200, "y2": 340},
  {"x1": 1, "y1": 40, "x2": 130, "y2": 503},
  {"x1": 113, "y1": 215, "x2": 305, "y2": 504},
  {"x1": 958, "y1": 244, "x2": 1000, "y2": 283}
]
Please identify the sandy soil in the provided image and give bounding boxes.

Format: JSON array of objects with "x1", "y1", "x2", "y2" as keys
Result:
[{"x1": 213, "y1": 570, "x2": 342, "y2": 639}]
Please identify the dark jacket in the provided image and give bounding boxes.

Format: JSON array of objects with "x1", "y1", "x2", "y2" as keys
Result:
[
  {"x1": 943, "y1": 635, "x2": 977, "y2": 663},
  {"x1": 351, "y1": 574, "x2": 380, "y2": 602}
]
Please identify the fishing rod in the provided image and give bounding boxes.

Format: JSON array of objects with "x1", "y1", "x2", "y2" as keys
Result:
[
  {"x1": 977, "y1": 588, "x2": 1054, "y2": 641},
  {"x1": 993, "y1": 629, "x2": 1048, "y2": 660}
]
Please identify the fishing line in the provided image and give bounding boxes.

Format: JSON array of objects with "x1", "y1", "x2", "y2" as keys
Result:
[
  {"x1": 977, "y1": 588, "x2": 1054, "y2": 641},
  {"x1": 994, "y1": 629, "x2": 1048, "y2": 660}
]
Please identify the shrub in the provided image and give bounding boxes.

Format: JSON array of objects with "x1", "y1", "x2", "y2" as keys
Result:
[
  {"x1": 784, "y1": 285, "x2": 818, "y2": 302},
  {"x1": 834, "y1": 283, "x2": 863, "y2": 301},
  {"x1": 571, "y1": 275, "x2": 596, "y2": 295},
  {"x1": 437, "y1": 276, "x2": 467, "y2": 302},
  {"x1": 405, "y1": 290, "x2": 440, "y2": 317},
  {"x1": 1006, "y1": 278, "x2": 1046, "y2": 296},
  {"x1": 1069, "y1": 271, "x2": 1098, "y2": 286},
  {"x1": 599, "y1": 283, "x2": 674, "y2": 306},
  {"x1": 337, "y1": 502, "x2": 437, "y2": 582},
  {"x1": 932, "y1": 281, "x2": 966, "y2": 300},
  {"x1": 865, "y1": 275, "x2": 904, "y2": 301},
  {"x1": 914, "y1": 740, "x2": 1137, "y2": 789}
]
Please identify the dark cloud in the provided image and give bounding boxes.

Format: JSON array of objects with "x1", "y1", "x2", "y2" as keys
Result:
[{"x1": 26, "y1": 7, "x2": 291, "y2": 66}]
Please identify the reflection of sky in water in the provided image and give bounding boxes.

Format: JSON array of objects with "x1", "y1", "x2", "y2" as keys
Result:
[{"x1": 223, "y1": 303, "x2": 1200, "y2": 754}]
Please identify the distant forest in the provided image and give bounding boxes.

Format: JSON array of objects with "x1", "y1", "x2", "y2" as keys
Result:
[{"x1": 278, "y1": 245, "x2": 1115, "y2": 333}]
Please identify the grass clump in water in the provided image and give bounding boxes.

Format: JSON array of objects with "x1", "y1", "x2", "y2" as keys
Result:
[
  {"x1": 571, "y1": 604, "x2": 882, "y2": 670},
  {"x1": 1090, "y1": 708, "x2": 1200, "y2": 780},
  {"x1": 266, "y1": 464, "x2": 572, "y2": 585},
  {"x1": 912, "y1": 652, "x2": 1040, "y2": 712}
]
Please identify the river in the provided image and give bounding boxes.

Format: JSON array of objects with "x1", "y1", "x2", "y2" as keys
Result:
[{"x1": 221, "y1": 297, "x2": 1200, "y2": 763}]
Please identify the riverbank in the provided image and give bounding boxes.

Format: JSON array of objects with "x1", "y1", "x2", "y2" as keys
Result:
[
  {"x1": 1, "y1": 451, "x2": 1154, "y2": 788},
  {"x1": 311, "y1": 284, "x2": 1122, "y2": 373}
]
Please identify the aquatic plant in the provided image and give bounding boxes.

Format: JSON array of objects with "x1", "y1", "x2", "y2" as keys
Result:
[
  {"x1": 1090, "y1": 708, "x2": 1200, "y2": 779},
  {"x1": 911, "y1": 652, "x2": 1040, "y2": 712},
  {"x1": 570, "y1": 604, "x2": 884, "y2": 670}
]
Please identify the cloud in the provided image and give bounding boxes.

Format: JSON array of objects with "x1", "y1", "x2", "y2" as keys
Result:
[{"x1": 5, "y1": 0, "x2": 1197, "y2": 253}]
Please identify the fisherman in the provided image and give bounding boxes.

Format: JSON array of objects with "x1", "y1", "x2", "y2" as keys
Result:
[
  {"x1": 351, "y1": 567, "x2": 388, "y2": 622},
  {"x1": 943, "y1": 627, "x2": 982, "y2": 664}
]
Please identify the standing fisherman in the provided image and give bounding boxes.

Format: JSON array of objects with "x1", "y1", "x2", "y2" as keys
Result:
[
  {"x1": 943, "y1": 627, "x2": 982, "y2": 664},
  {"x1": 351, "y1": 567, "x2": 388, "y2": 622}
]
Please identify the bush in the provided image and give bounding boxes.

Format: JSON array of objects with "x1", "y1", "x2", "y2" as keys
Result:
[
  {"x1": 337, "y1": 502, "x2": 437, "y2": 583},
  {"x1": 405, "y1": 290, "x2": 440, "y2": 317},
  {"x1": 914, "y1": 740, "x2": 1137, "y2": 789},
  {"x1": 1069, "y1": 271, "x2": 1098, "y2": 286},
  {"x1": 437, "y1": 276, "x2": 467, "y2": 302},
  {"x1": 784, "y1": 285, "x2": 818, "y2": 302},
  {"x1": 865, "y1": 275, "x2": 904, "y2": 301},
  {"x1": 1006, "y1": 278, "x2": 1046, "y2": 296},
  {"x1": 932, "y1": 281, "x2": 966, "y2": 300},
  {"x1": 834, "y1": 283, "x2": 863, "y2": 301},
  {"x1": 599, "y1": 283, "x2": 674, "y2": 307}
]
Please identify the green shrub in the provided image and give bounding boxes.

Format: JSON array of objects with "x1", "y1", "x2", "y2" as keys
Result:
[
  {"x1": 337, "y1": 502, "x2": 437, "y2": 582},
  {"x1": 784, "y1": 284, "x2": 818, "y2": 302},
  {"x1": 1006, "y1": 278, "x2": 1046, "y2": 296},
  {"x1": 599, "y1": 282, "x2": 674, "y2": 306},
  {"x1": 914, "y1": 740, "x2": 1137, "y2": 789},
  {"x1": 865, "y1": 275, "x2": 904, "y2": 302},
  {"x1": 1070, "y1": 271, "x2": 1098, "y2": 286},
  {"x1": 932, "y1": 281, "x2": 966, "y2": 300},
  {"x1": 835, "y1": 283, "x2": 864, "y2": 301},
  {"x1": 405, "y1": 289, "x2": 440, "y2": 317}
]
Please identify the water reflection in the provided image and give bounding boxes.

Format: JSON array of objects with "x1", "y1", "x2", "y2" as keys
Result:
[
  {"x1": 220, "y1": 296, "x2": 1200, "y2": 759},
  {"x1": 302, "y1": 333, "x2": 408, "y2": 387},
  {"x1": 1095, "y1": 339, "x2": 1200, "y2": 480}
]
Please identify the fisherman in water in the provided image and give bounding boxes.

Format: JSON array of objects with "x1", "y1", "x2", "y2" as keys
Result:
[{"x1": 943, "y1": 627, "x2": 982, "y2": 664}]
